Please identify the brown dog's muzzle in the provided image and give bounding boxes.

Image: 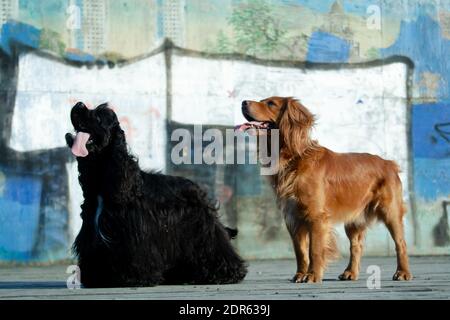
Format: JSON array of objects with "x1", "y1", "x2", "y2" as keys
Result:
[{"x1": 235, "y1": 100, "x2": 273, "y2": 132}]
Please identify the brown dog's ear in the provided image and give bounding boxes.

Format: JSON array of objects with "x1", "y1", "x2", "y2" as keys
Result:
[{"x1": 279, "y1": 98, "x2": 315, "y2": 156}]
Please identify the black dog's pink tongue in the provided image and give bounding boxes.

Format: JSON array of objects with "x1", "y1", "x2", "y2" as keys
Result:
[{"x1": 71, "y1": 132, "x2": 90, "y2": 157}]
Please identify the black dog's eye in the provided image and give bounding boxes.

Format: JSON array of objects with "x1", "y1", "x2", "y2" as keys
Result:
[{"x1": 96, "y1": 116, "x2": 102, "y2": 124}]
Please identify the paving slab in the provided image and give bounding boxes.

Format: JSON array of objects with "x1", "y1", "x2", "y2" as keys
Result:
[{"x1": 0, "y1": 256, "x2": 449, "y2": 300}]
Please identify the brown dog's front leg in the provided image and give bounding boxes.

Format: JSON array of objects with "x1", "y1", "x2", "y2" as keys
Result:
[
  {"x1": 301, "y1": 220, "x2": 330, "y2": 283},
  {"x1": 290, "y1": 224, "x2": 310, "y2": 283}
]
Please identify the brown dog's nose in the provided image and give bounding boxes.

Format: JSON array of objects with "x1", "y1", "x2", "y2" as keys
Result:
[{"x1": 242, "y1": 100, "x2": 249, "y2": 108}]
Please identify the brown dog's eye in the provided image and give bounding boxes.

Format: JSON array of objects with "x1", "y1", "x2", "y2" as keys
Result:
[{"x1": 267, "y1": 101, "x2": 275, "y2": 107}]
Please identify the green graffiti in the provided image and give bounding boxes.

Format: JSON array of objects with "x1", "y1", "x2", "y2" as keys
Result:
[
  {"x1": 39, "y1": 28, "x2": 66, "y2": 56},
  {"x1": 228, "y1": 0, "x2": 286, "y2": 56}
]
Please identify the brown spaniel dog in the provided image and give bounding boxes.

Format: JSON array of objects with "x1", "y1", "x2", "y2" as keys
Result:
[{"x1": 238, "y1": 96, "x2": 412, "y2": 283}]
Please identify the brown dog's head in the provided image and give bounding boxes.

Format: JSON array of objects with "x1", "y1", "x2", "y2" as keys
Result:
[{"x1": 237, "y1": 96, "x2": 315, "y2": 155}]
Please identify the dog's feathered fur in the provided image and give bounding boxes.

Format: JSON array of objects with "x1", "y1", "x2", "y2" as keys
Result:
[
  {"x1": 66, "y1": 102, "x2": 247, "y2": 288},
  {"x1": 240, "y1": 97, "x2": 412, "y2": 283}
]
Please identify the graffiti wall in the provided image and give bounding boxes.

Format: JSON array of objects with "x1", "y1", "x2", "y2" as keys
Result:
[{"x1": 0, "y1": 0, "x2": 449, "y2": 262}]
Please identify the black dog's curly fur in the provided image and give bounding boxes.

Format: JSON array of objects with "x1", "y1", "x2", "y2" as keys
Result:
[{"x1": 65, "y1": 102, "x2": 247, "y2": 288}]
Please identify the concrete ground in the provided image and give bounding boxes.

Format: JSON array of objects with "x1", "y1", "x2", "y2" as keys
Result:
[{"x1": 0, "y1": 256, "x2": 449, "y2": 300}]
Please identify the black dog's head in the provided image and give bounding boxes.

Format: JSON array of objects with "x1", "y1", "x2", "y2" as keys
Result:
[{"x1": 65, "y1": 102, "x2": 120, "y2": 157}]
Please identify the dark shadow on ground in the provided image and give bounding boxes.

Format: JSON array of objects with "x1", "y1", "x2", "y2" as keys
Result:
[{"x1": 0, "y1": 281, "x2": 66, "y2": 289}]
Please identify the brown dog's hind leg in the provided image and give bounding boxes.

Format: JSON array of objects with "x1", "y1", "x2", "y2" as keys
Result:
[
  {"x1": 384, "y1": 216, "x2": 412, "y2": 280},
  {"x1": 378, "y1": 175, "x2": 412, "y2": 281},
  {"x1": 339, "y1": 223, "x2": 366, "y2": 280}
]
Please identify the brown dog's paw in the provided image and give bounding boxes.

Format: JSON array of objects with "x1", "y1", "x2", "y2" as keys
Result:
[
  {"x1": 338, "y1": 270, "x2": 359, "y2": 281},
  {"x1": 300, "y1": 272, "x2": 322, "y2": 283},
  {"x1": 393, "y1": 270, "x2": 413, "y2": 281},
  {"x1": 291, "y1": 273, "x2": 306, "y2": 283}
]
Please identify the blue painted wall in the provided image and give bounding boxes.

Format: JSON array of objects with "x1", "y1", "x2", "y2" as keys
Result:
[
  {"x1": 0, "y1": 21, "x2": 40, "y2": 54},
  {"x1": 380, "y1": 14, "x2": 450, "y2": 102},
  {"x1": 412, "y1": 104, "x2": 450, "y2": 201},
  {"x1": 306, "y1": 31, "x2": 351, "y2": 63},
  {"x1": 0, "y1": 172, "x2": 41, "y2": 261}
]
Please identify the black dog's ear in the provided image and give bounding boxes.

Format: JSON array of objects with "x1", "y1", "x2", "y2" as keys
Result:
[
  {"x1": 95, "y1": 103, "x2": 120, "y2": 128},
  {"x1": 74, "y1": 101, "x2": 87, "y2": 109},
  {"x1": 71, "y1": 102, "x2": 89, "y2": 128},
  {"x1": 96, "y1": 102, "x2": 109, "y2": 110}
]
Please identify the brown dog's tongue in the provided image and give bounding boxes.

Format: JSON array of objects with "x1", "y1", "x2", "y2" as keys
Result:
[
  {"x1": 234, "y1": 121, "x2": 267, "y2": 131},
  {"x1": 71, "y1": 132, "x2": 90, "y2": 157}
]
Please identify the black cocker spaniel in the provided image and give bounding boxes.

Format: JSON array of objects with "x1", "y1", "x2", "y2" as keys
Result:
[{"x1": 65, "y1": 102, "x2": 247, "y2": 287}]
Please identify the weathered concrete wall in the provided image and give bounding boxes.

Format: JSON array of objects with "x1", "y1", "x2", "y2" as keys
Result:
[
  {"x1": 2, "y1": 46, "x2": 416, "y2": 261},
  {"x1": 0, "y1": 1, "x2": 449, "y2": 262}
]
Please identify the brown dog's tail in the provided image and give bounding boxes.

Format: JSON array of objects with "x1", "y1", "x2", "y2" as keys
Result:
[{"x1": 388, "y1": 160, "x2": 408, "y2": 219}]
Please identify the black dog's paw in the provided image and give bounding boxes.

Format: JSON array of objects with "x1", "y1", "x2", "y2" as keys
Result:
[
  {"x1": 65, "y1": 133, "x2": 74, "y2": 148},
  {"x1": 225, "y1": 227, "x2": 238, "y2": 239}
]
